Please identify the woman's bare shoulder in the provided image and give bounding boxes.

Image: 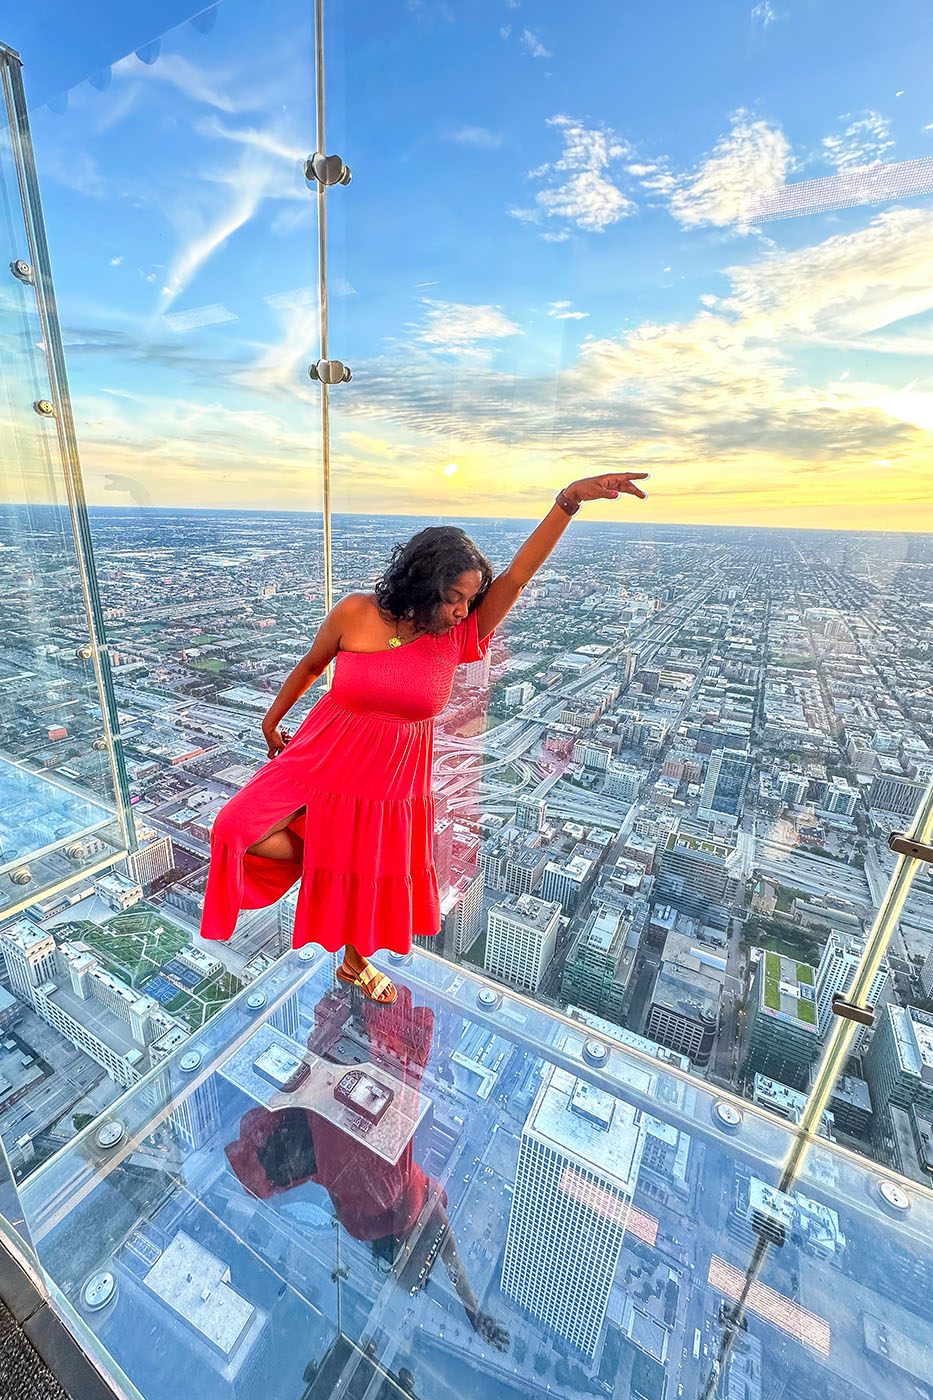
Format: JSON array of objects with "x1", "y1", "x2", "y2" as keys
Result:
[{"x1": 334, "y1": 592, "x2": 383, "y2": 650}]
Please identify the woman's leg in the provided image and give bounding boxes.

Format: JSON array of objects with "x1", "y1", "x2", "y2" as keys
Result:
[{"x1": 246, "y1": 808, "x2": 305, "y2": 861}]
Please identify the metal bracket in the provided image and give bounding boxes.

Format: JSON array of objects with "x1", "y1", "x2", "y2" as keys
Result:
[
  {"x1": 831, "y1": 992, "x2": 875, "y2": 1028},
  {"x1": 889, "y1": 831, "x2": 933, "y2": 863},
  {"x1": 309, "y1": 359, "x2": 352, "y2": 385},
  {"x1": 304, "y1": 152, "x2": 352, "y2": 188}
]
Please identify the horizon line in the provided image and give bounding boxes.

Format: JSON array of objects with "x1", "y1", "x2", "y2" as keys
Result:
[{"x1": 2, "y1": 501, "x2": 930, "y2": 538}]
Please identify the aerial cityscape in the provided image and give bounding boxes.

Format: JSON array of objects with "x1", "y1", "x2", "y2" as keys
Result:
[{"x1": 2, "y1": 502, "x2": 932, "y2": 1398}]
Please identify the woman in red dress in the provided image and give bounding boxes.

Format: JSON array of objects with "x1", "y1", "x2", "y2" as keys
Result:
[{"x1": 200, "y1": 473, "x2": 647, "y2": 1003}]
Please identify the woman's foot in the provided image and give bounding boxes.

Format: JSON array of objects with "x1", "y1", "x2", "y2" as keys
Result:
[{"x1": 335, "y1": 953, "x2": 397, "y2": 1004}]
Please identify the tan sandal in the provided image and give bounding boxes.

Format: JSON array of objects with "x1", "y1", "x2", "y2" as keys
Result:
[{"x1": 335, "y1": 960, "x2": 397, "y2": 1004}]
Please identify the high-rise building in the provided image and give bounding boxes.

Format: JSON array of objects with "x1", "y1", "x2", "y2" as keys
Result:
[
  {"x1": 501, "y1": 1062, "x2": 645, "y2": 1358},
  {"x1": 921, "y1": 942, "x2": 933, "y2": 1001},
  {"x1": 604, "y1": 760, "x2": 642, "y2": 802},
  {"x1": 276, "y1": 887, "x2": 298, "y2": 956},
  {"x1": 778, "y1": 771, "x2": 808, "y2": 806},
  {"x1": 484, "y1": 892, "x2": 562, "y2": 993},
  {"x1": 698, "y1": 748, "x2": 749, "y2": 827},
  {"x1": 516, "y1": 795, "x2": 547, "y2": 832},
  {"x1": 149, "y1": 1025, "x2": 221, "y2": 1151},
  {"x1": 815, "y1": 931, "x2": 889, "y2": 1043},
  {"x1": 124, "y1": 824, "x2": 174, "y2": 889},
  {"x1": 0, "y1": 920, "x2": 58, "y2": 1005},
  {"x1": 868, "y1": 774, "x2": 924, "y2": 821},
  {"x1": 743, "y1": 951, "x2": 821, "y2": 1091},
  {"x1": 645, "y1": 951, "x2": 720, "y2": 1067},
  {"x1": 539, "y1": 854, "x2": 596, "y2": 916},
  {"x1": 438, "y1": 867, "x2": 484, "y2": 957},
  {"x1": 817, "y1": 777, "x2": 857, "y2": 818},
  {"x1": 656, "y1": 823, "x2": 739, "y2": 916},
  {"x1": 0, "y1": 922, "x2": 179, "y2": 1089},
  {"x1": 433, "y1": 815, "x2": 454, "y2": 898},
  {"x1": 131, "y1": 1231, "x2": 272, "y2": 1398},
  {"x1": 561, "y1": 907, "x2": 636, "y2": 1026},
  {"x1": 752, "y1": 1074, "x2": 834, "y2": 1138},
  {"x1": 865, "y1": 1005, "x2": 933, "y2": 1175}
]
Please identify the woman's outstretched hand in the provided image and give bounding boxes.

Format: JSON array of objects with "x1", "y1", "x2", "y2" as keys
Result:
[{"x1": 566, "y1": 472, "x2": 649, "y2": 504}]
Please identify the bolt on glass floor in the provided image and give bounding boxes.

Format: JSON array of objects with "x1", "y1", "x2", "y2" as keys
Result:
[{"x1": 15, "y1": 946, "x2": 933, "y2": 1400}]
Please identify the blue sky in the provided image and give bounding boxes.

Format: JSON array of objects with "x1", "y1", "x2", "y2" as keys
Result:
[{"x1": 6, "y1": 0, "x2": 933, "y2": 529}]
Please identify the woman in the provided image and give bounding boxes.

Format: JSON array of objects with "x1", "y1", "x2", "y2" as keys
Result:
[{"x1": 200, "y1": 472, "x2": 647, "y2": 1003}]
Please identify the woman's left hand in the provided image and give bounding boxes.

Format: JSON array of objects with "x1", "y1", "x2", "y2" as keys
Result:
[{"x1": 566, "y1": 472, "x2": 649, "y2": 504}]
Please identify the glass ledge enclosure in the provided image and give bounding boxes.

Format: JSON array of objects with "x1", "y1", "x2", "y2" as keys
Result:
[
  {"x1": 0, "y1": 43, "x2": 132, "y2": 924},
  {"x1": 18, "y1": 945, "x2": 933, "y2": 1400}
]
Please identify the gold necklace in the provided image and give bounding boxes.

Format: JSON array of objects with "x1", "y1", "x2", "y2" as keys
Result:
[{"x1": 387, "y1": 615, "x2": 427, "y2": 647}]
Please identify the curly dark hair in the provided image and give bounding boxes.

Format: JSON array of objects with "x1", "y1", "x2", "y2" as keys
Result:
[{"x1": 373, "y1": 526, "x2": 494, "y2": 634}]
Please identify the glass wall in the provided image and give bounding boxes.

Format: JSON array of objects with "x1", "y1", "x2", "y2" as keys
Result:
[
  {"x1": 0, "y1": 48, "x2": 131, "y2": 930},
  {"x1": 0, "y1": 2, "x2": 326, "y2": 1187},
  {"x1": 321, "y1": 0, "x2": 933, "y2": 1188}
]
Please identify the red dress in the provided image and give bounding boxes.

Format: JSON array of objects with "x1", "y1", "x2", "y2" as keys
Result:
[{"x1": 200, "y1": 608, "x2": 494, "y2": 956}]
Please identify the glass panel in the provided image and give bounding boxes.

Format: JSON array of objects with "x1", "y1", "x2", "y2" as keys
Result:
[
  {"x1": 0, "y1": 49, "x2": 130, "y2": 928},
  {"x1": 18, "y1": 946, "x2": 933, "y2": 1399},
  {"x1": 322, "y1": 0, "x2": 933, "y2": 1189},
  {"x1": 0, "y1": 0, "x2": 326, "y2": 1195},
  {"x1": 22, "y1": 0, "x2": 326, "y2": 976}
]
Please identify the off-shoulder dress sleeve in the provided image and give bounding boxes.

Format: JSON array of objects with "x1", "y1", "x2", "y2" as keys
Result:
[{"x1": 456, "y1": 608, "x2": 495, "y2": 665}]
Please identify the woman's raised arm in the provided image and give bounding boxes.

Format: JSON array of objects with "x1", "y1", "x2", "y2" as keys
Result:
[{"x1": 472, "y1": 473, "x2": 648, "y2": 641}]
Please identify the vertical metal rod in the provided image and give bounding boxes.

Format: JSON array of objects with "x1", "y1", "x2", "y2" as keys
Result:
[
  {"x1": 312, "y1": 0, "x2": 340, "y2": 1326},
  {"x1": 0, "y1": 51, "x2": 135, "y2": 855},
  {"x1": 314, "y1": 0, "x2": 334, "y2": 691}
]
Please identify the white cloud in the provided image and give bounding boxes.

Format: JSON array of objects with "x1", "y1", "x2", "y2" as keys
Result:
[
  {"x1": 109, "y1": 256, "x2": 123, "y2": 266},
  {"x1": 822, "y1": 111, "x2": 894, "y2": 171},
  {"x1": 195, "y1": 115, "x2": 306, "y2": 163},
  {"x1": 717, "y1": 207, "x2": 933, "y2": 344},
  {"x1": 113, "y1": 52, "x2": 249, "y2": 114},
  {"x1": 43, "y1": 150, "x2": 110, "y2": 198},
  {"x1": 548, "y1": 302, "x2": 588, "y2": 320},
  {"x1": 155, "y1": 119, "x2": 306, "y2": 314},
  {"x1": 669, "y1": 112, "x2": 790, "y2": 228},
  {"x1": 162, "y1": 304, "x2": 238, "y2": 333},
  {"x1": 751, "y1": 2, "x2": 777, "y2": 26},
  {"x1": 233, "y1": 286, "x2": 320, "y2": 394},
  {"x1": 446, "y1": 125, "x2": 503, "y2": 150},
  {"x1": 340, "y1": 431, "x2": 404, "y2": 458},
  {"x1": 510, "y1": 115, "x2": 633, "y2": 235},
  {"x1": 521, "y1": 29, "x2": 552, "y2": 59},
  {"x1": 418, "y1": 300, "x2": 521, "y2": 356}
]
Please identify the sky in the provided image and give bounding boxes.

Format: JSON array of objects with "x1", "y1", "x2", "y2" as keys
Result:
[{"x1": 5, "y1": 0, "x2": 933, "y2": 532}]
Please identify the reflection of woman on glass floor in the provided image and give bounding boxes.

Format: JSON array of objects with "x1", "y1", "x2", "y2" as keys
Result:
[
  {"x1": 201, "y1": 473, "x2": 647, "y2": 1003},
  {"x1": 224, "y1": 983, "x2": 510, "y2": 1350}
]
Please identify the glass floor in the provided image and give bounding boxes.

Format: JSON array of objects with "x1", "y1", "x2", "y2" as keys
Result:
[{"x1": 14, "y1": 944, "x2": 933, "y2": 1400}]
